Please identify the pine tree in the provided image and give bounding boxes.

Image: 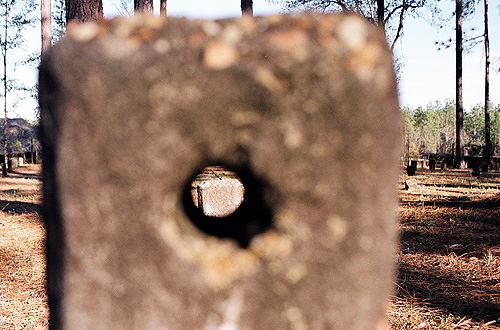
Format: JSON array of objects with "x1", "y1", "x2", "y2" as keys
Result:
[
  {"x1": 241, "y1": 0, "x2": 253, "y2": 16},
  {"x1": 66, "y1": 0, "x2": 103, "y2": 23},
  {"x1": 0, "y1": 0, "x2": 37, "y2": 171},
  {"x1": 160, "y1": 0, "x2": 166, "y2": 17},
  {"x1": 134, "y1": 0, "x2": 153, "y2": 14},
  {"x1": 455, "y1": 0, "x2": 465, "y2": 168},
  {"x1": 484, "y1": 0, "x2": 491, "y2": 169},
  {"x1": 41, "y1": 0, "x2": 51, "y2": 55}
]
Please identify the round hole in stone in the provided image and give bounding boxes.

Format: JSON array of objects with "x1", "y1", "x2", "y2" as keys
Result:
[
  {"x1": 182, "y1": 163, "x2": 275, "y2": 248},
  {"x1": 190, "y1": 166, "x2": 245, "y2": 218}
]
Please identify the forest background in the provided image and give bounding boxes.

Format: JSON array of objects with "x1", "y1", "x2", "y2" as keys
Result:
[
  {"x1": 403, "y1": 100, "x2": 500, "y2": 158},
  {"x1": 0, "y1": 0, "x2": 499, "y2": 161}
]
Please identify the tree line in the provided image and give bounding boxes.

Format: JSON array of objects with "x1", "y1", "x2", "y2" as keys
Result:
[{"x1": 403, "y1": 100, "x2": 500, "y2": 159}]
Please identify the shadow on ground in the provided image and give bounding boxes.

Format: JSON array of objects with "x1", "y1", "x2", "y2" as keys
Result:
[
  {"x1": 398, "y1": 173, "x2": 500, "y2": 324},
  {"x1": 0, "y1": 199, "x2": 40, "y2": 215}
]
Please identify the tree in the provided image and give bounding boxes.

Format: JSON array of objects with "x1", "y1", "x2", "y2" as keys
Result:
[
  {"x1": 134, "y1": 0, "x2": 153, "y2": 14},
  {"x1": 377, "y1": 0, "x2": 384, "y2": 27},
  {"x1": 484, "y1": 0, "x2": 490, "y2": 168},
  {"x1": 66, "y1": 0, "x2": 103, "y2": 23},
  {"x1": 402, "y1": 101, "x2": 500, "y2": 159},
  {"x1": 242, "y1": 0, "x2": 253, "y2": 16},
  {"x1": 435, "y1": 1, "x2": 487, "y2": 166},
  {"x1": 402, "y1": 102, "x2": 458, "y2": 159},
  {"x1": 271, "y1": 0, "x2": 434, "y2": 51},
  {"x1": 160, "y1": 0, "x2": 166, "y2": 17},
  {"x1": 455, "y1": 0, "x2": 465, "y2": 168},
  {"x1": 41, "y1": 0, "x2": 51, "y2": 55},
  {"x1": 0, "y1": 0, "x2": 37, "y2": 171}
]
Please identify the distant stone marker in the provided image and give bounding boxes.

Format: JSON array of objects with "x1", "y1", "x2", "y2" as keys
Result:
[
  {"x1": 40, "y1": 14, "x2": 401, "y2": 330},
  {"x1": 191, "y1": 166, "x2": 245, "y2": 217},
  {"x1": 404, "y1": 178, "x2": 418, "y2": 191}
]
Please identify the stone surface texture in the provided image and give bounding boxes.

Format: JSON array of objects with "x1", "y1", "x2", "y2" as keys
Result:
[{"x1": 40, "y1": 13, "x2": 401, "y2": 330}]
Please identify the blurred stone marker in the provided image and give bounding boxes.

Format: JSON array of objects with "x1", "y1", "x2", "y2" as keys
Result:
[
  {"x1": 8, "y1": 157, "x2": 19, "y2": 169},
  {"x1": 472, "y1": 162, "x2": 481, "y2": 177},
  {"x1": 39, "y1": 14, "x2": 401, "y2": 330},
  {"x1": 429, "y1": 158, "x2": 436, "y2": 171},
  {"x1": 404, "y1": 178, "x2": 417, "y2": 191},
  {"x1": 406, "y1": 160, "x2": 416, "y2": 176}
]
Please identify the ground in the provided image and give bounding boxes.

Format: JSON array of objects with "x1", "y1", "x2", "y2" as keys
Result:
[
  {"x1": 0, "y1": 164, "x2": 47, "y2": 329},
  {"x1": 393, "y1": 169, "x2": 500, "y2": 329},
  {"x1": 0, "y1": 165, "x2": 498, "y2": 329}
]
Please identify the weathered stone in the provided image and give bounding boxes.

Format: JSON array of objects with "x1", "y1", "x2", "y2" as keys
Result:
[
  {"x1": 8, "y1": 157, "x2": 19, "y2": 169},
  {"x1": 406, "y1": 160, "x2": 417, "y2": 176},
  {"x1": 40, "y1": 13, "x2": 400, "y2": 330},
  {"x1": 429, "y1": 158, "x2": 436, "y2": 171},
  {"x1": 472, "y1": 162, "x2": 481, "y2": 177},
  {"x1": 191, "y1": 166, "x2": 245, "y2": 217},
  {"x1": 404, "y1": 178, "x2": 417, "y2": 191},
  {"x1": 197, "y1": 179, "x2": 244, "y2": 216}
]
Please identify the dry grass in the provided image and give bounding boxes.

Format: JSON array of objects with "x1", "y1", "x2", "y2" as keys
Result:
[
  {"x1": 0, "y1": 165, "x2": 48, "y2": 330},
  {"x1": 0, "y1": 165, "x2": 498, "y2": 329},
  {"x1": 391, "y1": 169, "x2": 500, "y2": 329}
]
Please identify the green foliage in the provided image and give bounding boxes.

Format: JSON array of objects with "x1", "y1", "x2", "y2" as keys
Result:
[
  {"x1": 402, "y1": 100, "x2": 500, "y2": 158},
  {"x1": 0, "y1": 118, "x2": 39, "y2": 156},
  {"x1": 464, "y1": 103, "x2": 500, "y2": 156}
]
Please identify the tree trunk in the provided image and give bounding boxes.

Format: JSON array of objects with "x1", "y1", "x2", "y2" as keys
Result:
[
  {"x1": 41, "y1": 0, "x2": 52, "y2": 55},
  {"x1": 160, "y1": 0, "x2": 166, "y2": 17},
  {"x1": 455, "y1": 0, "x2": 465, "y2": 168},
  {"x1": 241, "y1": 0, "x2": 253, "y2": 16},
  {"x1": 134, "y1": 0, "x2": 153, "y2": 14},
  {"x1": 376, "y1": 0, "x2": 384, "y2": 28},
  {"x1": 66, "y1": 0, "x2": 103, "y2": 23},
  {"x1": 484, "y1": 0, "x2": 490, "y2": 169},
  {"x1": 3, "y1": 12, "x2": 7, "y2": 173},
  {"x1": 31, "y1": 135, "x2": 34, "y2": 164}
]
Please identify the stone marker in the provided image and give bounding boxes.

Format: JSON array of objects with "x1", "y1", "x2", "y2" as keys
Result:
[
  {"x1": 406, "y1": 160, "x2": 417, "y2": 176},
  {"x1": 429, "y1": 158, "x2": 436, "y2": 171},
  {"x1": 40, "y1": 14, "x2": 401, "y2": 330},
  {"x1": 191, "y1": 166, "x2": 245, "y2": 217},
  {"x1": 197, "y1": 179, "x2": 244, "y2": 217},
  {"x1": 404, "y1": 178, "x2": 417, "y2": 191},
  {"x1": 472, "y1": 162, "x2": 481, "y2": 177}
]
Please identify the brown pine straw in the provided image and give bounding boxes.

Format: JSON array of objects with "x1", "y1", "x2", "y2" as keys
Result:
[
  {"x1": 393, "y1": 169, "x2": 500, "y2": 329},
  {"x1": 1, "y1": 165, "x2": 500, "y2": 329},
  {"x1": 0, "y1": 165, "x2": 47, "y2": 330}
]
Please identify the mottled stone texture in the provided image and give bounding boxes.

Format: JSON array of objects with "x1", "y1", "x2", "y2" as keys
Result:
[{"x1": 39, "y1": 13, "x2": 401, "y2": 330}]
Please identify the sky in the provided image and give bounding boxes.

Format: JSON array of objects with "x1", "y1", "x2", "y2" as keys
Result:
[
  {"x1": 396, "y1": 1, "x2": 500, "y2": 110},
  {"x1": 15, "y1": 0, "x2": 500, "y2": 120}
]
